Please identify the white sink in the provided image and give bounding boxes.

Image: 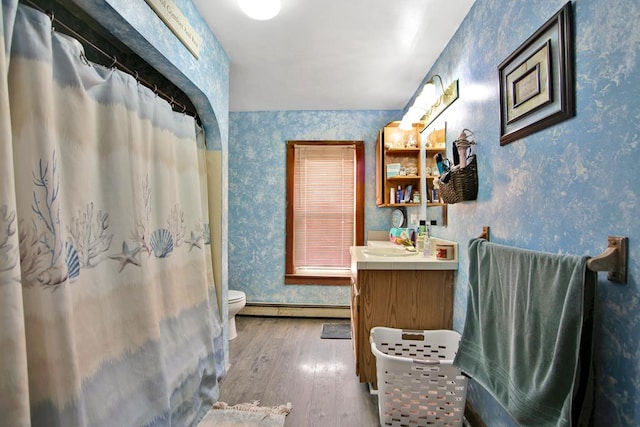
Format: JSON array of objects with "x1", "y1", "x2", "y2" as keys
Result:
[{"x1": 362, "y1": 247, "x2": 417, "y2": 257}]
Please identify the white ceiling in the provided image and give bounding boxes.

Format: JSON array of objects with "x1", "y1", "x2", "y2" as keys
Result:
[{"x1": 192, "y1": 0, "x2": 475, "y2": 112}]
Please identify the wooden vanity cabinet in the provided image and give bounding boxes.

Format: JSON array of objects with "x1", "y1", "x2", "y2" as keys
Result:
[{"x1": 350, "y1": 266, "x2": 454, "y2": 387}]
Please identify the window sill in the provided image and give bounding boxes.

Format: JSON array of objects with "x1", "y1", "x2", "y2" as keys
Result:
[{"x1": 285, "y1": 273, "x2": 351, "y2": 286}]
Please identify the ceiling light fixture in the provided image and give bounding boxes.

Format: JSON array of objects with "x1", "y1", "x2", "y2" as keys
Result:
[{"x1": 238, "y1": 0, "x2": 281, "y2": 20}]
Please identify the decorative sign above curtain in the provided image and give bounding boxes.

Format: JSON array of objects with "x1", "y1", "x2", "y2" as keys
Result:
[{"x1": 144, "y1": 0, "x2": 202, "y2": 58}]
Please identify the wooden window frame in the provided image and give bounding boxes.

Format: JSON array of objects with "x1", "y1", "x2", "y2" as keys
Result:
[{"x1": 285, "y1": 141, "x2": 365, "y2": 286}]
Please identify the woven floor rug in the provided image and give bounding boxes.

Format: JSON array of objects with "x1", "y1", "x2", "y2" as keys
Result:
[{"x1": 198, "y1": 401, "x2": 292, "y2": 427}]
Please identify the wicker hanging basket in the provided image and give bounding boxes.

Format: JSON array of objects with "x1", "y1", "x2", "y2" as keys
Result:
[{"x1": 439, "y1": 154, "x2": 478, "y2": 204}]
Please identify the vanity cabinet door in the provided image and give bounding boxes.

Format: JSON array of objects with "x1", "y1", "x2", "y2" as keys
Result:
[
  {"x1": 350, "y1": 280, "x2": 360, "y2": 375},
  {"x1": 354, "y1": 269, "x2": 455, "y2": 387}
]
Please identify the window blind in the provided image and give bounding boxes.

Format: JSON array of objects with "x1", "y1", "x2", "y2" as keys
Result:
[{"x1": 293, "y1": 144, "x2": 355, "y2": 270}]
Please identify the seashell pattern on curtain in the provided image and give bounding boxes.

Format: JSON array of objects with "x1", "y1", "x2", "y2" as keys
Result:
[{"x1": 0, "y1": 2, "x2": 223, "y2": 426}]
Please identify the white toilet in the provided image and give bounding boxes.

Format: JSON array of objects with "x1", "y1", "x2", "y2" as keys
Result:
[{"x1": 228, "y1": 290, "x2": 246, "y2": 340}]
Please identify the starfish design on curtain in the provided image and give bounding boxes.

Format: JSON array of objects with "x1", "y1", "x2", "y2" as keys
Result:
[
  {"x1": 185, "y1": 230, "x2": 202, "y2": 252},
  {"x1": 109, "y1": 241, "x2": 142, "y2": 272}
]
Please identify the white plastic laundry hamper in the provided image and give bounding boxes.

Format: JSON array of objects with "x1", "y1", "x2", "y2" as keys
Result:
[{"x1": 370, "y1": 327, "x2": 468, "y2": 427}]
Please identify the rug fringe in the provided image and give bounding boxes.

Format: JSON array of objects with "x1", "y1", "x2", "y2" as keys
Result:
[{"x1": 213, "y1": 400, "x2": 292, "y2": 416}]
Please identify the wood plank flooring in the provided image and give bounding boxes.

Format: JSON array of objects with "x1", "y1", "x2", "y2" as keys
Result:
[{"x1": 218, "y1": 316, "x2": 380, "y2": 427}]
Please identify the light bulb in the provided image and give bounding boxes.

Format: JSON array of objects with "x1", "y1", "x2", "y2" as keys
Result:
[
  {"x1": 414, "y1": 82, "x2": 436, "y2": 109},
  {"x1": 238, "y1": 0, "x2": 281, "y2": 20}
]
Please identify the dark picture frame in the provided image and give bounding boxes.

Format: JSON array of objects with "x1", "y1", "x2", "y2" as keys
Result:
[{"x1": 498, "y1": 2, "x2": 574, "y2": 146}]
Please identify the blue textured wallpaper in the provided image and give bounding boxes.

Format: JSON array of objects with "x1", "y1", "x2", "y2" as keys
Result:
[
  {"x1": 228, "y1": 110, "x2": 398, "y2": 303},
  {"x1": 413, "y1": 0, "x2": 639, "y2": 425}
]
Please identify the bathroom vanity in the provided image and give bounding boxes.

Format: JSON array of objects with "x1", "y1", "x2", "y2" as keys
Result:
[{"x1": 349, "y1": 239, "x2": 458, "y2": 388}]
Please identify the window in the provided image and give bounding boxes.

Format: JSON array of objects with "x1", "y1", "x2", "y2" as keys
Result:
[{"x1": 285, "y1": 141, "x2": 364, "y2": 285}]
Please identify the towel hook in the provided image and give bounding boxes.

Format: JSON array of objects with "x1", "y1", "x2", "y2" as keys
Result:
[
  {"x1": 478, "y1": 226, "x2": 490, "y2": 241},
  {"x1": 587, "y1": 236, "x2": 628, "y2": 283}
]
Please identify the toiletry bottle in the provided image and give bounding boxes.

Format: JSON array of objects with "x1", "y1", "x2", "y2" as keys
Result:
[
  {"x1": 434, "y1": 153, "x2": 445, "y2": 174},
  {"x1": 417, "y1": 220, "x2": 426, "y2": 252},
  {"x1": 390, "y1": 188, "x2": 395, "y2": 204},
  {"x1": 397, "y1": 185, "x2": 402, "y2": 203},
  {"x1": 423, "y1": 225, "x2": 431, "y2": 257}
]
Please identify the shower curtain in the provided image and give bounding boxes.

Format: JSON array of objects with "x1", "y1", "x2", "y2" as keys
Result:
[{"x1": 0, "y1": 2, "x2": 224, "y2": 426}]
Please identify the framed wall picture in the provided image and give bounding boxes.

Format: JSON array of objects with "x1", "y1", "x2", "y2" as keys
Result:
[{"x1": 498, "y1": 2, "x2": 574, "y2": 146}]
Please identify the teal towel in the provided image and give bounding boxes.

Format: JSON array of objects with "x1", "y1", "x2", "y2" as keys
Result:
[{"x1": 454, "y1": 239, "x2": 595, "y2": 427}]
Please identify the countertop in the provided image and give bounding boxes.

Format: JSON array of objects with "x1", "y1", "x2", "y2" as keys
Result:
[{"x1": 350, "y1": 238, "x2": 458, "y2": 271}]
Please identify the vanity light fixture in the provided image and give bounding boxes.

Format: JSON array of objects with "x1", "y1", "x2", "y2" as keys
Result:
[
  {"x1": 238, "y1": 0, "x2": 281, "y2": 20},
  {"x1": 399, "y1": 74, "x2": 459, "y2": 131}
]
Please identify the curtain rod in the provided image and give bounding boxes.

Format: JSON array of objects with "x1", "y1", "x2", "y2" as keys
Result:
[{"x1": 21, "y1": 0, "x2": 199, "y2": 121}]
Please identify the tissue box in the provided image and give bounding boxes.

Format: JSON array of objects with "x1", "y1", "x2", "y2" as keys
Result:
[{"x1": 386, "y1": 163, "x2": 401, "y2": 178}]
